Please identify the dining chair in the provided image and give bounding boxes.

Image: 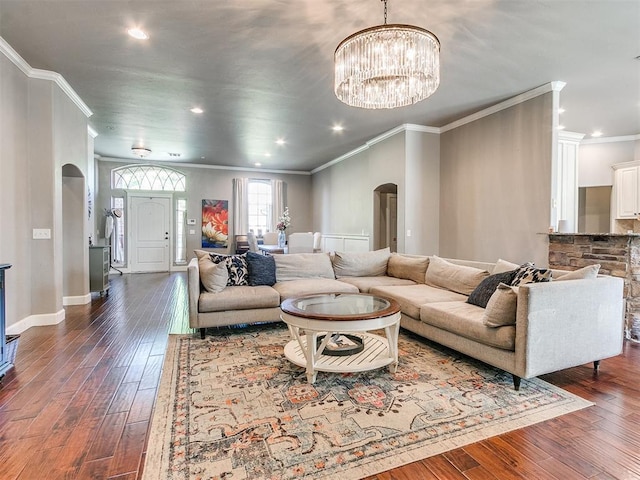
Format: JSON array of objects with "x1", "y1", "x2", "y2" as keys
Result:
[
  {"x1": 262, "y1": 231, "x2": 279, "y2": 245},
  {"x1": 313, "y1": 232, "x2": 323, "y2": 253},
  {"x1": 246, "y1": 231, "x2": 259, "y2": 253},
  {"x1": 287, "y1": 232, "x2": 314, "y2": 253}
]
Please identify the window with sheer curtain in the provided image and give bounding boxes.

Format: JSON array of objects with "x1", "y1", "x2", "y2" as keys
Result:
[{"x1": 247, "y1": 180, "x2": 272, "y2": 235}]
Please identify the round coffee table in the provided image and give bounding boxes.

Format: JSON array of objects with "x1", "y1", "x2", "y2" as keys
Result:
[{"x1": 280, "y1": 293, "x2": 401, "y2": 384}]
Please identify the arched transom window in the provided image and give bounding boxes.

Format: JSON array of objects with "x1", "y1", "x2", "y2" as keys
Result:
[{"x1": 111, "y1": 164, "x2": 186, "y2": 191}]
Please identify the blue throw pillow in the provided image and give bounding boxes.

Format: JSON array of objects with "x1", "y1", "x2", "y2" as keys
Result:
[
  {"x1": 246, "y1": 252, "x2": 277, "y2": 286},
  {"x1": 467, "y1": 269, "x2": 517, "y2": 308}
]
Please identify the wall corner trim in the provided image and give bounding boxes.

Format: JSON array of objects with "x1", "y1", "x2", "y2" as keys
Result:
[
  {"x1": 6, "y1": 309, "x2": 66, "y2": 335},
  {"x1": 440, "y1": 81, "x2": 563, "y2": 133},
  {"x1": 88, "y1": 125, "x2": 99, "y2": 138},
  {"x1": 0, "y1": 36, "x2": 93, "y2": 118}
]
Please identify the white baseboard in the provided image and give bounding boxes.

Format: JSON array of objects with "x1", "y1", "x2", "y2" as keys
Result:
[
  {"x1": 6, "y1": 309, "x2": 66, "y2": 335},
  {"x1": 63, "y1": 293, "x2": 92, "y2": 306}
]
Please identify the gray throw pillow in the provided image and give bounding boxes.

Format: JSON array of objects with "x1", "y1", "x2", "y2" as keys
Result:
[
  {"x1": 246, "y1": 252, "x2": 276, "y2": 286},
  {"x1": 467, "y1": 269, "x2": 517, "y2": 308}
]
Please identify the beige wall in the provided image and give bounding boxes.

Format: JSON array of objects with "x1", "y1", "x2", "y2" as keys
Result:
[
  {"x1": 439, "y1": 93, "x2": 554, "y2": 265},
  {"x1": 1, "y1": 51, "x2": 89, "y2": 331},
  {"x1": 311, "y1": 128, "x2": 440, "y2": 255},
  {"x1": 0, "y1": 54, "x2": 31, "y2": 327},
  {"x1": 96, "y1": 160, "x2": 312, "y2": 263},
  {"x1": 312, "y1": 132, "x2": 405, "y2": 249},
  {"x1": 579, "y1": 139, "x2": 639, "y2": 187}
]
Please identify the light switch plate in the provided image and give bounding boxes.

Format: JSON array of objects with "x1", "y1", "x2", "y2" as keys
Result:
[
  {"x1": 189, "y1": 229, "x2": 196, "y2": 235},
  {"x1": 187, "y1": 219, "x2": 197, "y2": 225},
  {"x1": 33, "y1": 228, "x2": 51, "y2": 239}
]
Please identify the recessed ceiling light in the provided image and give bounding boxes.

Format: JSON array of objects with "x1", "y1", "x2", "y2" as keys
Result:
[
  {"x1": 558, "y1": 108, "x2": 565, "y2": 114},
  {"x1": 255, "y1": 162, "x2": 262, "y2": 167},
  {"x1": 591, "y1": 130, "x2": 603, "y2": 137},
  {"x1": 264, "y1": 152, "x2": 272, "y2": 157},
  {"x1": 127, "y1": 28, "x2": 149, "y2": 40},
  {"x1": 332, "y1": 124, "x2": 344, "y2": 132},
  {"x1": 190, "y1": 107, "x2": 204, "y2": 114},
  {"x1": 275, "y1": 138, "x2": 286, "y2": 146},
  {"x1": 557, "y1": 125, "x2": 566, "y2": 130}
]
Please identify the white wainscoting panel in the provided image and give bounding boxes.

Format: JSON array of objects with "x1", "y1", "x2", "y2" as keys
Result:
[{"x1": 321, "y1": 234, "x2": 370, "y2": 253}]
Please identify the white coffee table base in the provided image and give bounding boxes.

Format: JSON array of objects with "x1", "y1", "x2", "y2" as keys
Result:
[{"x1": 282, "y1": 316, "x2": 400, "y2": 384}]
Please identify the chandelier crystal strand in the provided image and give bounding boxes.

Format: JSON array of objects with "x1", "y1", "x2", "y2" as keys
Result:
[{"x1": 334, "y1": 1, "x2": 440, "y2": 110}]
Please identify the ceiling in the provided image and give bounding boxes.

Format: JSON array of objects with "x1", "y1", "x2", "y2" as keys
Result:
[{"x1": 1, "y1": 1, "x2": 638, "y2": 172}]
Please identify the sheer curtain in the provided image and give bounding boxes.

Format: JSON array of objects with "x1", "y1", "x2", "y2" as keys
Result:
[
  {"x1": 232, "y1": 178, "x2": 249, "y2": 252},
  {"x1": 271, "y1": 179, "x2": 285, "y2": 231}
]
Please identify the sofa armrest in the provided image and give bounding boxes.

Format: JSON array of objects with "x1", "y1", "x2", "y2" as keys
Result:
[
  {"x1": 515, "y1": 276, "x2": 624, "y2": 378},
  {"x1": 187, "y1": 257, "x2": 201, "y2": 328}
]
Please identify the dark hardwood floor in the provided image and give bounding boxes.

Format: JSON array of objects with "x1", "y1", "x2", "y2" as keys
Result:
[{"x1": 0, "y1": 272, "x2": 638, "y2": 479}]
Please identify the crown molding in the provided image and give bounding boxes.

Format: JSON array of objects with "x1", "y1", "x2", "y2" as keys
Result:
[
  {"x1": 97, "y1": 156, "x2": 311, "y2": 176},
  {"x1": 311, "y1": 123, "x2": 440, "y2": 174},
  {"x1": 558, "y1": 131, "x2": 585, "y2": 142},
  {"x1": 0, "y1": 36, "x2": 93, "y2": 118},
  {"x1": 440, "y1": 81, "x2": 566, "y2": 133},
  {"x1": 87, "y1": 125, "x2": 99, "y2": 138},
  {"x1": 581, "y1": 134, "x2": 640, "y2": 145}
]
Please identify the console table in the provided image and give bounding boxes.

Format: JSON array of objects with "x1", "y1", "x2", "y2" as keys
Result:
[{"x1": 0, "y1": 264, "x2": 12, "y2": 378}]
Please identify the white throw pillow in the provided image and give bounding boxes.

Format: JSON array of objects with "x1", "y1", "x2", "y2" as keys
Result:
[
  {"x1": 425, "y1": 256, "x2": 490, "y2": 295},
  {"x1": 555, "y1": 264, "x2": 600, "y2": 281},
  {"x1": 199, "y1": 257, "x2": 228, "y2": 293},
  {"x1": 492, "y1": 258, "x2": 521, "y2": 275},
  {"x1": 332, "y1": 247, "x2": 391, "y2": 278},
  {"x1": 483, "y1": 283, "x2": 518, "y2": 327}
]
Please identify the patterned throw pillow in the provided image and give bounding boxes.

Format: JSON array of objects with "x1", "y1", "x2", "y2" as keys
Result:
[
  {"x1": 245, "y1": 252, "x2": 276, "y2": 286},
  {"x1": 511, "y1": 263, "x2": 552, "y2": 286},
  {"x1": 209, "y1": 253, "x2": 249, "y2": 286},
  {"x1": 467, "y1": 269, "x2": 517, "y2": 308}
]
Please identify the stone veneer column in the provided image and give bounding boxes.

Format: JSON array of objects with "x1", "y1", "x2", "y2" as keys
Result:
[{"x1": 548, "y1": 233, "x2": 639, "y2": 342}]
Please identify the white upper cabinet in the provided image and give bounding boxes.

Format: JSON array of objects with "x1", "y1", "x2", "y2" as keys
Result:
[{"x1": 613, "y1": 162, "x2": 640, "y2": 219}]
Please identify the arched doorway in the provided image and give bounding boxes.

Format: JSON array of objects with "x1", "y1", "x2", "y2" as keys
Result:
[
  {"x1": 62, "y1": 164, "x2": 89, "y2": 304},
  {"x1": 373, "y1": 184, "x2": 398, "y2": 252}
]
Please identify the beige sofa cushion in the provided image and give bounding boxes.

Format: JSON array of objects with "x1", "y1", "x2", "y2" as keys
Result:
[
  {"x1": 425, "y1": 256, "x2": 490, "y2": 295},
  {"x1": 420, "y1": 301, "x2": 516, "y2": 351},
  {"x1": 274, "y1": 253, "x2": 335, "y2": 282},
  {"x1": 338, "y1": 276, "x2": 416, "y2": 293},
  {"x1": 387, "y1": 253, "x2": 429, "y2": 283},
  {"x1": 273, "y1": 278, "x2": 358, "y2": 301},
  {"x1": 199, "y1": 285, "x2": 280, "y2": 312},
  {"x1": 483, "y1": 283, "x2": 518, "y2": 327},
  {"x1": 198, "y1": 257, "x2": 228, "y2": 293},
  {"x1": 332, "y1": 248, "x2": 391, "y2": 277},
  {"x1": 492, "y1": 258, "x2": 521, "y2": 274},
  {"x1": 555, "y1": 264, "x2": 600, "y2": 281},
  {"x1": 370, "y1": 284, "x2": 468, "y2": 319}
]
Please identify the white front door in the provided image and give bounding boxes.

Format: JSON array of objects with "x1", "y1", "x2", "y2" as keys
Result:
[{"x1": 129, "y1": 195, "x2": 171, "y2": 272}]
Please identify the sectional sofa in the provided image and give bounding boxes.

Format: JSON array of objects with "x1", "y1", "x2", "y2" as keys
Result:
[{"x1": 188, "y1": 248, "x2": 624, "y2": 389}]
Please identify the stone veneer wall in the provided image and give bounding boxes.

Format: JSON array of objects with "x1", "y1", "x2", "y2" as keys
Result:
[{"x1": 548, "y1": 234, "x2": 638, "y2": 342}]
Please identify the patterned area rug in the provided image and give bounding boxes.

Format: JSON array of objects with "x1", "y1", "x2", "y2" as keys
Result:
[{"x1": 144, "y1": 325, "x2": 592, "y2": 480}]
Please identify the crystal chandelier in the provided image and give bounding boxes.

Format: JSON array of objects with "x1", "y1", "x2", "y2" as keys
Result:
[{"x1": 334, "y1": 0, "x2": 440, "y2": 109}]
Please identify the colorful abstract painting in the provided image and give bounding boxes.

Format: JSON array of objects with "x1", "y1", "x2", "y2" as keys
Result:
[{"x1": 202, "y1": 199, "x2": 228, "y2": 248}]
